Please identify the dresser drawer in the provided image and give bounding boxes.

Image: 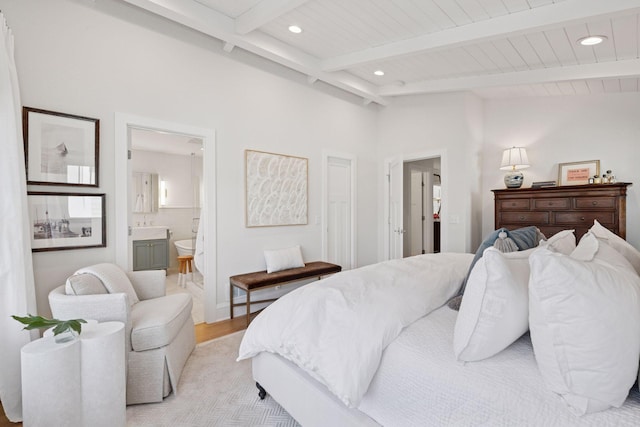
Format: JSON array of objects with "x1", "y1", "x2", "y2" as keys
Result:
[
  {"x1": 533, "y1": 198, "x2": 570, "y2": 210},
  {"x1": 493, "y1": 183, "x2": 630, "y2": 241},
  {"x1": 499, "y1": 199, "x2": 530, "y2": 210},
  {"x1": 574, "y1": 197, "x2": 616, "y2": 209},
  {"x1": 500, "y1": 211, "x2": 549, "y2": 224},
  {"x1": 554, "y1": 212, "x2": 615, "y2": 226}
]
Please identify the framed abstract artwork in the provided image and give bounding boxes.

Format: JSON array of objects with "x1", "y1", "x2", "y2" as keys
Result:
[
  {"x1": 23, "y1": 107, "x2": 99, "y2": 187},
  {"x1": 27, "y1": 192, "x2": 106, "y2": 252},
  {"x1": 245, "y1": 150, "x2": 308, "y2": 227},
  {"x1": 557, "y1": 160, "x2": 600, "y2": 186}
]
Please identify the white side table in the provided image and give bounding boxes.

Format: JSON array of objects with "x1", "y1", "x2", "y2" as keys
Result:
[{"x1": 21, "y1": 321, "x2": 126, "y2": 427}]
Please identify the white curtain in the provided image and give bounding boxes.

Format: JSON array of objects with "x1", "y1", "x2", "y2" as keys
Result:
[{"x1": 0, "y1": 12, "x2": 37, "y2": 422}]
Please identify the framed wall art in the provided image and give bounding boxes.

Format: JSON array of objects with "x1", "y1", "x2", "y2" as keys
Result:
[
  {"x1": 245, "y1": 150, "x2": 308, "y2": 227},
  {"x1": 23, "y1": 107, "x2": 99, "y2": 187},
  {"x1": 27, "y1": 192, "x2": 106, "y2": 252},
  {"x1": 557, "y1": 160, "x2": 600, "y2": 186}
]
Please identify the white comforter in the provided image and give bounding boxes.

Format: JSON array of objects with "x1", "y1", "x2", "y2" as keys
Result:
[
  {"x1": 237, "y1": 253, "x2": 473, "y2": 407},
  {"x1": 359, "y1": 306, "x2": 640, "y2": 426}
]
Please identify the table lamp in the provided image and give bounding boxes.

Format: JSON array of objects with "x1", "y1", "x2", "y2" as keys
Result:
[{"x1": 500, "y1": 147, "x2": 529, "y2": 188}]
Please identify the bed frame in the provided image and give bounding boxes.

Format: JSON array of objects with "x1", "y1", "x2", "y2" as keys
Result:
[{"x1": 253, "y1": 352, "x2": 379, "y2": 427}]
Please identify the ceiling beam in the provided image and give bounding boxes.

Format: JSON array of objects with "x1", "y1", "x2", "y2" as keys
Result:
[
  {"x1": 235, "y1": 0, "x2": 310, "y2": 35},
  {"x1": 322, "y1": 0, "x2": 640, "y2": 72},
  {"x1": 122, "y1": 0, "x2": 235, "y2": 38},
  {"x1": 379, "y1": 59, "x2": 640, "y2": 96},
  {"x1": 121, "y1": 0, "x2": 387, "y2": 105}
]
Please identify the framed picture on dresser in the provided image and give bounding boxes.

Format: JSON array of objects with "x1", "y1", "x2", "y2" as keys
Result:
[{"x1": 557, "y1": 160, "x2": 599, "y2": 186}]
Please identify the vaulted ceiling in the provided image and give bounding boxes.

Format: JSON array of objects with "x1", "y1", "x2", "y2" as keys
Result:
[{"x1": 122, "y1": 0, "x2": 640, "y2": 105}]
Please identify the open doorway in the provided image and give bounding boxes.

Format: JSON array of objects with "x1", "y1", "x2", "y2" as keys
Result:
[
  {"x1": 385, "y1": 152, "x2": 444, "y2": 261},
  {"x1": 129, "y1": 128, "x2": 204, "y2": 323},
  {"x1": 114, "y1": 114, "x2": 217, "y2": 323},
  {"x1": 403, "y1": 158, "x2": 441, "y2": 257}
]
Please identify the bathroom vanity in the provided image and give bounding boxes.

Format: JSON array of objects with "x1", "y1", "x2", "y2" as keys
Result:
[{"x1": 132, "y1": 226, "x2": 169, "y2": 271}]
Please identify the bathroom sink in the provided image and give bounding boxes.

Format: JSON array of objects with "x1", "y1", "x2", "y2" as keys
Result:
[{"x1": 131, "y1": 226, "x2": 168, "y2": 240}]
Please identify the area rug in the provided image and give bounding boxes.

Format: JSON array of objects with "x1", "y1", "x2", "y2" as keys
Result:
[{"x1": 126, "y1": 331, "x2": 299, "y2": 426}]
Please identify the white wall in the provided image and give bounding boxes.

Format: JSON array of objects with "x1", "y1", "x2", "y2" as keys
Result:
[
  {"x1": 3, "y1": 0, "x2": 379, "y2": 319},
  {"x1": 482, "y1": 93, "x2": 640, "y2": 248},
  {"x1": 377, "y1": 92, "x2": 484, "y2": 258}
]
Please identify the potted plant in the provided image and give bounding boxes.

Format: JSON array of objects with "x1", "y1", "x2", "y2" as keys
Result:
[{"x1": 12, "y1": 314, "x2": 87, "y2": 343}]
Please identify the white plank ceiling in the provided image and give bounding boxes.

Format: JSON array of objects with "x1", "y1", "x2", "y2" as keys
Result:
[{"x1": 123, "y1": 0, "x2": 640, "y2": 105}]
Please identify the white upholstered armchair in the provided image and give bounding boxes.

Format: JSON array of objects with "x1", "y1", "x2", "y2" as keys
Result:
[{"x1": 48, "y1": 263, "x2": 195, "y2": 405}]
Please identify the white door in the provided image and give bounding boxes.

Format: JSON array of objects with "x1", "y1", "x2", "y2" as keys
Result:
[
  {"x1": 325, "y1": 155, "x2": 355, "y2": 270},
  {"x1": 388, "y1": 158, "x2": 403, "y2": 259}
]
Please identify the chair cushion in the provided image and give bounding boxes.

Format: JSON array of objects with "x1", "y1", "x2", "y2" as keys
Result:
[
  {"x1": 130, "y1": 293, "x2": 193, "y2": 352},
  {"x1": 76, "y1": 263, "x2": 140, "y2": 306}
]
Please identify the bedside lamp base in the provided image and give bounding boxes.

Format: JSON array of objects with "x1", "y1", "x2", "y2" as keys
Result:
[{"x1": 504, "y1": 171, "x2": 524, "y2": 188}]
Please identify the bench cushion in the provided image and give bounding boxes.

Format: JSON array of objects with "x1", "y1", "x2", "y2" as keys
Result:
[
  {"x1": 230, "y1": 261, "x2": 342, "y2": 290},
  {"x1": 131, "y1": 293, "x2": 193, "y2": 352},
  {"x1": 264, "y1": 245, "x2": 305, "y2": 273}
]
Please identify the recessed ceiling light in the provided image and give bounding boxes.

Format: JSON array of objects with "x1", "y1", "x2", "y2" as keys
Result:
[
  {"x1": 578, "y1": 35, "x2": 607, "y2": 46},
  {"x1": 288, "y1": 25, "x2": 302, "y2": 34},
  {"x1": 374, "y1": 70, "x2": 385, "y2": 76}
]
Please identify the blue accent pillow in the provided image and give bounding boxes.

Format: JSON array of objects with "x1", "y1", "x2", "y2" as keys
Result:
[{"x1": 454, "y1": 226, "x2": 540, "y2": 299}]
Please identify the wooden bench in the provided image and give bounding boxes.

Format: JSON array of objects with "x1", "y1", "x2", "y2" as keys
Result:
[{"x1": 229, "y1": 261, "x2": 341, "y2": 325}]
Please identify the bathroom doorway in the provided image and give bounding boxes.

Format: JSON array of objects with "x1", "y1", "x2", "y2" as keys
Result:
[
  {"x1": 129, "y1": 129, "x2": 204, "y2": 323},
  {"x1": 114, "y1": 114, "x2": 216, "y2": 324}
]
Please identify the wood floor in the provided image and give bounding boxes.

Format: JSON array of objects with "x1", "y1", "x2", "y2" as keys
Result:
[
  {"x1": 0, "y1": 318, "x2": 247, "y2": 426},
  {"x1": 195, "y1": 316, "x2": 247, "y2": 343}
]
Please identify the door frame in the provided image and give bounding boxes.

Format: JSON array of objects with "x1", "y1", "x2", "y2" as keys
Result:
[
  {"x1": 321, "y1": 150, "x2": 357, "y2": 269},
  {"x1": 114, "y1": 113, "x2": 217, "y2": 322},
  {"x1": 384, "y1": 149, "x2": 447, "y2": 259}
]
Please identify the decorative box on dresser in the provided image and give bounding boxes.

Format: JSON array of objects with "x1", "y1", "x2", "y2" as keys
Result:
[{"x1": 492, "y1": 183, "x2": 632, "y2": 241}]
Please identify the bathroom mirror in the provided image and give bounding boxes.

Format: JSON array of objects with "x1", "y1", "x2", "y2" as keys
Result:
[{"x1": 132, "y1": 172, "x2": 158, "y2": 213}]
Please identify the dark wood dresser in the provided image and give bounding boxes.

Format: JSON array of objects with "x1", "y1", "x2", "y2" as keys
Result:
[{"x1": 492, "y1": 183, "x2": 632, "y2": 240}]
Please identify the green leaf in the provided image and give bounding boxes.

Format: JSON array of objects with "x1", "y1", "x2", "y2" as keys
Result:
[{"x1": 11, "y1": 314, "x2": 87, "y2": 336}]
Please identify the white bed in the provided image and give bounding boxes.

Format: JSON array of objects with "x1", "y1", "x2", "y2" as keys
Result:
[
  {"x1": 239, "y1": 234, "x2": 640, "y2": 426},
  {"x1": 252, "y1": 306, "x2": 640, "y2": 426}
]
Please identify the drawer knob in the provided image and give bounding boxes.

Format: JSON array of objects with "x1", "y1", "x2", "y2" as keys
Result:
[
  {"x1": 548, "y1": 202, "x2": 554, "y2": 206},
  {"x1": 519, "y1": 216, "x2": 525, "y2": 221},
  {"x1": 581, "y1": 216, "x2": 585, "y2": 221},
  {"x1": 511, "y1": 202, "x2": 516, "y2": 206},
  {"x1": 592, "y1": 201, "x2": 598, "y2": 206}
]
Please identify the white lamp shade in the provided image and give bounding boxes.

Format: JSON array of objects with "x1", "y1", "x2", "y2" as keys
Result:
[{"x1": 500, "y1": 147, "x2": 530, "y2": 170}]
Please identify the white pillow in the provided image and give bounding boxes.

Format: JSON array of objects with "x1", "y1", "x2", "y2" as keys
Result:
[
  {"x1": 65, "y1": 273, "x2": 107, "y2": 296},
  {"x1": 454, "y1": 247, "x2": 534, "y2": 362},
  {"x1": 75, "y1": 263, "x2": 140, "y2": 306},
  {"x1": 539, "y1": 229, "x2": 576, "y2": 255},
  {"x1": 264, "y1": 245, "x2": 305, "y2": 273},
  {"x1": 589, "y1": 219, "x2": 640, "y2": 275},
  {"x1": 528, "y1": 234, "x2": 640, "y2": 415}
]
